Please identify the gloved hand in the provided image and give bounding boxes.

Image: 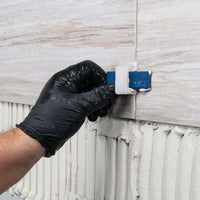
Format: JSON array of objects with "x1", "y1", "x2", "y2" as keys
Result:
[{"x1": 16, "y1": 61, "x2": 115, "y2": 157}]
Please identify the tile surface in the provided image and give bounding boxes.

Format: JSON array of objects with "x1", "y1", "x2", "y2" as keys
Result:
[{"x1": 136, "y1": 0, "x2": 200, "y2": 127}]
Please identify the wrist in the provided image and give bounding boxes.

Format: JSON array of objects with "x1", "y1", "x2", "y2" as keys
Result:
[{"x1": 14, "y1": 128, "x2": 46, "y2": 160}]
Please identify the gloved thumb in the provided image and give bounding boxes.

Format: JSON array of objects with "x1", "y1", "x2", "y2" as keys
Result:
[{"x1": 80, "y1": 84, "x2": 115, "y2": 114}]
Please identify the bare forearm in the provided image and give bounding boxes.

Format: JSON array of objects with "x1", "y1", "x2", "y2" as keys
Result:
[{"x1": 0, "y1": 128, "x2": 45, "y2": 194}]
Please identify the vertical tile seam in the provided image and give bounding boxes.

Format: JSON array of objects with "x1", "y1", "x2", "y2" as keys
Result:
[
  {"x1": 134, "y1": 0, "x2": 138, "y2": 119},
  {"x1": 134, "y1": 0, "x2": 138, "y2": 67}
]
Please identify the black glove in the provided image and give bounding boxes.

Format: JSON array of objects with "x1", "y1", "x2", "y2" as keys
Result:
[{"x1": 16, "y1": 61, "x2": 115, "y2": 157}]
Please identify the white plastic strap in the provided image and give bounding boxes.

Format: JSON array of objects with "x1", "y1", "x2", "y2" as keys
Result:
[{"x1": 115, "y1": 66, "x2": 136, "y2": 95}]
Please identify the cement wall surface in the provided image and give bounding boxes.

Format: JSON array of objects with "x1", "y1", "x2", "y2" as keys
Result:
[
  {"x1": 0, "y1": 192, "x2": 22, "y2": 200},
  {"x1": 1, "y1": 101, "x2": 200, "y2": 200}
]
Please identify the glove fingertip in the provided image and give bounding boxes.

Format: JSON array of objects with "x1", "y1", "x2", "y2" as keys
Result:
[{"x1": 88, "y1": 113, "x2": 98, "y2": 122}]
